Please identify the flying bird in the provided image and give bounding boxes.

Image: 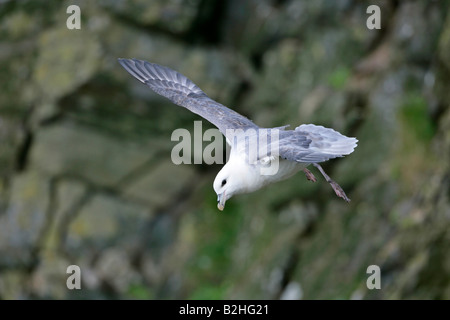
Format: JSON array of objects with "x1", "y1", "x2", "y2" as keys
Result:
[{"x1": 118, "y1": 59, "x2": 358, "y2": 210}]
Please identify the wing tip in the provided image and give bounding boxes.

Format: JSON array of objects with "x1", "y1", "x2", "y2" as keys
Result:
[
  {"x1": 117, "y1": 57, "x2": 132, "y2": 65},
  {"x1": 118, "y1": 58, "x2": 150, "y2": 83}
]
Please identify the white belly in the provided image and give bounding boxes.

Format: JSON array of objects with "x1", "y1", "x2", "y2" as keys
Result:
[
  {"x1": 224, "y1": 152, "x2": 308, "y2": 195},
  {"x1": 263, "y1": 159, "x2": 307, "y2": 184},
  {"x1": 242, "y1": 158, "x2": 307, "y2": 194}
]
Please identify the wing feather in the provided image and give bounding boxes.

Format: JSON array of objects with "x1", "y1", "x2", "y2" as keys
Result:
[
  {"x1": 118, "y1": 58, "x2": 258, "y2": 141},
  {"x1": 278, "y1": 124, "x2": 358, "y2": 163}
]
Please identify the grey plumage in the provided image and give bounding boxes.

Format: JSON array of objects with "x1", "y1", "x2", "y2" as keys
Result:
[
  {"x1": 277, "y1": 124, "x2": 358, "y2": 163},
  {"x1": 118, "y1": 58, "x2": 357, "y2": 164},
  {"x1": 118, "y1": 59, "x2": 258, "y2": 142}
]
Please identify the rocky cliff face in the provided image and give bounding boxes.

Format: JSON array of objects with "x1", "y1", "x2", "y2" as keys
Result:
[{"x1": 0, "y1": 0, "x2": 449, "y2": 299}]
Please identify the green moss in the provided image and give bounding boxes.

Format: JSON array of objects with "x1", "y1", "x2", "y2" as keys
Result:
[
  {"x1": 399, "y1": 94, "x2": 435, "y2": 143},
  {"x1": 327, "y1": 66, "x2": 350, "y2": 90},
  {"x1": 196, "y1": 200, "x2": 243, "y2": 275},
  {"x1": 127, "y1": 283, "x2": 153, "y2": 299},
  {"x1": 390, "y1": 93, "x2": 437, "y2": 195},
  {"x1": 185, "y1": 196, "x2": 244, "y2": 299},
  {"x1": 189, "y1": 282, "x2": 230, "y2": 300}
]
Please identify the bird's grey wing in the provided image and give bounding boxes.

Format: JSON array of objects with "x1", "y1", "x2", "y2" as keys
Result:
[
  {"x1": 118, "y1": 59, "x2": 258, "y2": 141},
  {"x1": 277, "y1": 124, "x2": 358, "y2": 163}
]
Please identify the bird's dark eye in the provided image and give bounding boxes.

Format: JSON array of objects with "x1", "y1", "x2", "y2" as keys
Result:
[{"x1": 221, "y1": 179, "x2": 227, "y2": 187}]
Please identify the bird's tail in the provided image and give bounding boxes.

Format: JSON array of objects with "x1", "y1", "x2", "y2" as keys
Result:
[{"x1": 296, "y1": 124, "x2": 358, "y2": 156}]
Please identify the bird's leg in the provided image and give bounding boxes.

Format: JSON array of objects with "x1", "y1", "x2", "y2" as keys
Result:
[
  {"x1": 312, "y1": 163, "x2": 350, "y2": 202},
  {"x1": 302, "y1": 168, "x2": 317, "y2": 182}
]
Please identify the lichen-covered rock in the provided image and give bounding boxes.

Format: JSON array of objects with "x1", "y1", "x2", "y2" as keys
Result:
[
  {"x1": 100, "y1": 0, "x2": 200, "y2": 34},
  {"x1": 29, "y1": 123, "x2": 154, "y2": 186},
  {"x1": 124, "y1": 161, "x2": 197, "y2": 207},
  {"x1": 0, "y1": 171, "x2": 49, "y2": 266},
  {"x1": 1, "y1": 0, "x2": 450, "y2": 300},
  {"x1": 67, "y1": 193, "x2": 151, "y2": 248},
  {"x1": 33, "y1": 28, "x2": 101, "y2": 101}
]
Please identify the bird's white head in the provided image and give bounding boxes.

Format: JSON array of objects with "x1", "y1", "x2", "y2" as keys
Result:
[
  {"x1": 213, "y1": 152, "x2": 264, "y2": 210},
  {"x1": 214, "y1": 157, "x2": 251, "y2": 211}
]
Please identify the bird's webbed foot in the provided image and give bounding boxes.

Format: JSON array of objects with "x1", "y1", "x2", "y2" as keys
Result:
[
  {"x1": 328, "y1": 180, "x2": 351, "y2": 202},
  {"x1": 312, "y1": 163, "x2": 351, "y2": 202},
  {"x1": 302, "y1": 168, "x2": 317, "y2": 182}
]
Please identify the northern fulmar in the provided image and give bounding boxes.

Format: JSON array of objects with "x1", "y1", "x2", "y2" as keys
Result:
[{"x1": 118, "y1": 59, "x2": 358, "y2": 210}]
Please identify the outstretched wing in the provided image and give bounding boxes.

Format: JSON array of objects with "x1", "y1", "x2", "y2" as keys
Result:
[
  {"x1": 118, "y1": 59, "x2": 258, "y2": 141},
  {"x1": 278, "y1": 124, "x2": 358, "y2": 163}
]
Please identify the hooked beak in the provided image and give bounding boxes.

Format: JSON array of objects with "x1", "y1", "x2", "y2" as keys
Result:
[{"x1": 217, "y1": 191, "x2": 226, "y2": 211}]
